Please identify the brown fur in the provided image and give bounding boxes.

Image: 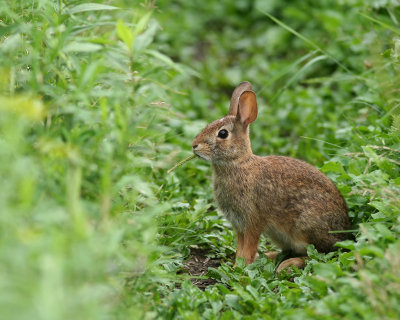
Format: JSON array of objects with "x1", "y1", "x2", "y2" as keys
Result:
[{"x1": 192, "y1": 82, "x2": 352, "y2": 269}]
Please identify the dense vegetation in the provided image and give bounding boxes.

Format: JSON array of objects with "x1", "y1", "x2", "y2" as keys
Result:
[{"x1": 1, "y1": 0, "x2": 400, "y2": 319}]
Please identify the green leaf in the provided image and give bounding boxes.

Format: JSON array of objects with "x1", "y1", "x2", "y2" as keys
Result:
[
  {"x1": 393, "y1": 177, "x2": 400, "y2": 186},
  {"x1": 321, "y1": 161, "x2": 346, "y2": 174},
  {"x1": 246, "y1": 285, "x2": 259, "y2": 300},
  {"x1": 117, "y1": 20, "x2": 133, "y2": 50},
  {"x1": 313, "y1": 263, "x2": 343, "y2": 278},
  {"x1": 358, "y1": 246, "x2": 384, "y2": 258},
  {"x1": 116, "y1": 11, "x2": 153, "y2": 52},
  {"x1": 133, "y1": 20, "x2": 158, "y2": 52},
  {"x1": 133, "y1": 11, "x2": 153, "y2": 38},
  {"x1": 335, "y1": 240, "x2": 356, "y2": 250},
  {"x1": 225, "y1": 294, "x2": 242, "y2": 311},
  {"x1": 145, "y1": 49, "x2": 184, "y2": 73}
]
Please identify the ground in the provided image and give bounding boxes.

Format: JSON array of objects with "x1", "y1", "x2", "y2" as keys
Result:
[{"x1": 181, "y1": 247, "x2": 221, "y2": 290}]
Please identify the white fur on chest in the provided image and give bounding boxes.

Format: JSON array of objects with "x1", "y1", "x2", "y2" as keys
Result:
[
  {"x1": 213, "y1": 175, "x2": 248, "y2": 232},
  {"x1": 218, "y1": 207, "x2": 246, "y2": 232}
]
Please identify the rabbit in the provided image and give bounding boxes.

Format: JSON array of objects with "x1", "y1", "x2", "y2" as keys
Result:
[{"x1": 192, "y1": 81, "x2": 352, "y2": 272}]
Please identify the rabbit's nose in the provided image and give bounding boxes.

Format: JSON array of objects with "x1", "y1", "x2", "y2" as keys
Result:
[{"x1": 192, "y1": 144, "x2": 198, "y2": 150}]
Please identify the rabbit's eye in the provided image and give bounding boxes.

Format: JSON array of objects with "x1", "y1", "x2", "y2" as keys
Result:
[{"x1": 218, "y1": 129, "x2": 229, "y2": 139}]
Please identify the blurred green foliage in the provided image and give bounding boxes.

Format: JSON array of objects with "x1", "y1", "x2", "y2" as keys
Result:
[{"x1": 1, "y1": 0, "x2": 400, "y2": 319}]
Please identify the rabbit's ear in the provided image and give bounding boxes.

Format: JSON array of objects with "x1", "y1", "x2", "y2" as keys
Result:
[
  {"x1": 229, "y1": 81, "x2": 252, "y2": 116},
  {"x1": 238, "y1": 91, "x2": 258, "y2": 126}
]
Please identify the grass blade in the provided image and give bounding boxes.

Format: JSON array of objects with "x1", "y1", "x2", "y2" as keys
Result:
[
  {"x1": 258, "y1": 50, "x2": 318, "y2": 94},
  {"x1": 359, "y1": 12, "x2": 400, "y2": 35},
  {"x1": 270, "y1": 55, "x2": 328, "y2": 102},
  {"x1": 167, "y1": 154, "x2": 196, "y2": 174},
  {"x1": 259, "y1": 9, "x2": 351, "y2": 73},
  {"x1": 69, "y1": 3, "x2": 119, "y2": 14}
]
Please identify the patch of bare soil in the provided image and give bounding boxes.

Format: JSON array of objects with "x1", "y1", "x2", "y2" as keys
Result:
[{"x1": 181, "y1": 247, "x2": 221, "y2": 290}]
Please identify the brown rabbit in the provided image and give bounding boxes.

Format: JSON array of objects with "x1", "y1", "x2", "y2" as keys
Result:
[{"x1": 192, "y1": 81, "x2": 351, "y2": 272}]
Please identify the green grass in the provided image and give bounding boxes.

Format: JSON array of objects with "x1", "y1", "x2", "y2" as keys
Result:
[{"x1": 1, "y1": 0, "x2": 400, "y2": 319}]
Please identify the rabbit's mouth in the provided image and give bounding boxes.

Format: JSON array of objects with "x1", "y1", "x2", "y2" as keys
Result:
[{"x1": 193, "y1": 151, "x2": 210, "y2": 161}]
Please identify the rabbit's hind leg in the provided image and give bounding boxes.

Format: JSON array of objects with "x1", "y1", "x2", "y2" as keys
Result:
[{"x1": 276, "y1": 257, "x2": 306, "y2": 274}]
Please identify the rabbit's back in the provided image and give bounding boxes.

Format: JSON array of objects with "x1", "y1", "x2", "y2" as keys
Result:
[{"x1": 260, "y1": 156, "x2": 347, "y2": 213}]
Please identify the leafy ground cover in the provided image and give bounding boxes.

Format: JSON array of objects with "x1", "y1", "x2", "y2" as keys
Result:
[{"x1": 1, "y1": 0, "x2": 400, "y2": 319}]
